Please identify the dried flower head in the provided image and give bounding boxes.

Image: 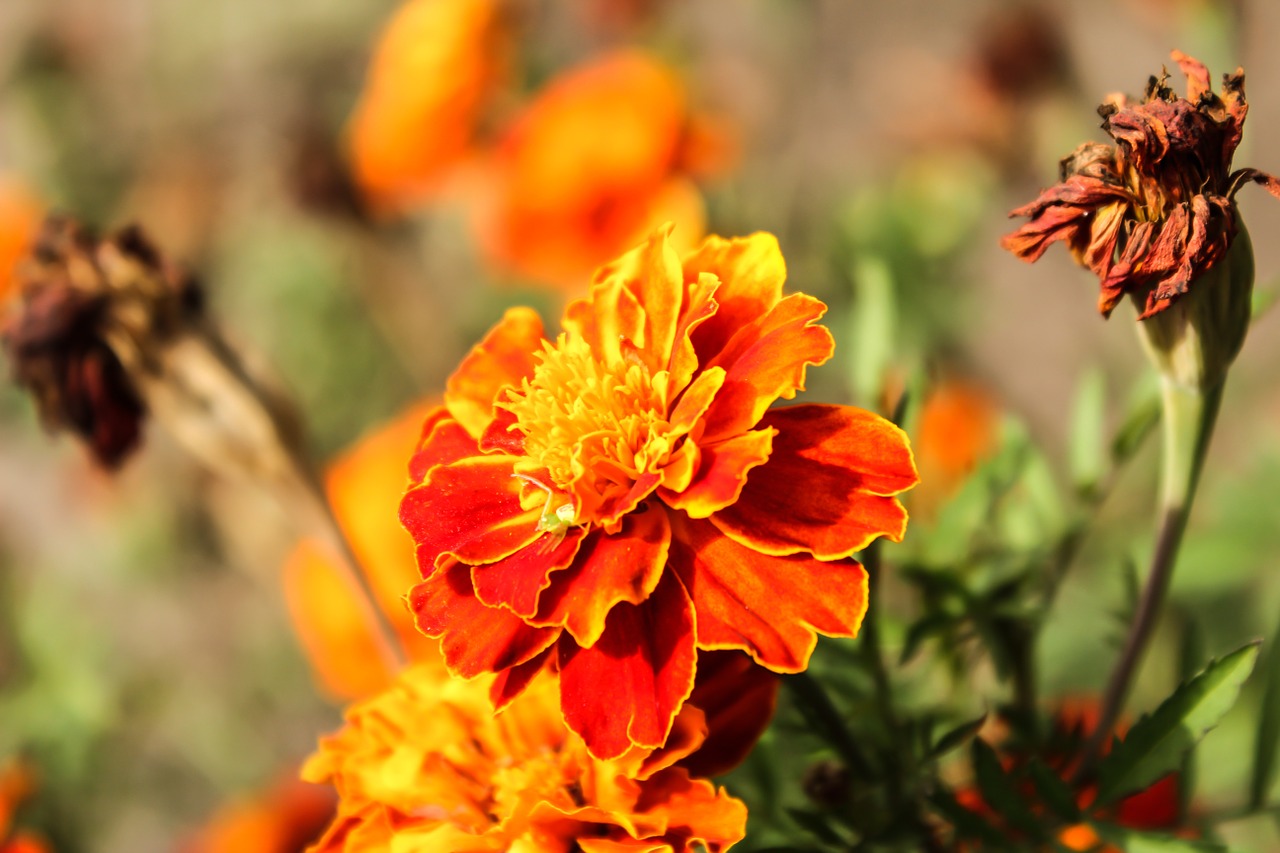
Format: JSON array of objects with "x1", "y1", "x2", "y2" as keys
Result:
[
  {"x1": 401, "y1": 225, "x2": 917, "y2": 759},
  {"x1": 303, "y1": 665, "x2": 747, "y2": 852},
  {"x1": 1002, "y1": 51, "x2": 1280, "y2": 388},
  {"x1": 1, "y1": 217, "x2": 197, "y2": 465}
]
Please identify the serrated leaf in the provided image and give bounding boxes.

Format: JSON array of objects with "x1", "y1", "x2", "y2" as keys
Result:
[
  {"x1": 900, "y1": 614, "x2": 950, "y2": 665},
  {"x1": 971, "y1": 739, "x2": 1043, "y2": 837},
  {"x1": 1026, "y1": 757, "x2": 1081, "y2": 822},
  {"x1": 1092, "y1": 824, "x2": 1227, "y2": 852},
  {"x1": 1095, "y1": 642, "x2": 1260, "y2": 805},
  {"x1": 929, "y1": 713, "x2": 987, "y2": 760},
  {"x1": 784, "y1": 807, "x2": 847, "y2": 846},
  {"x1": 1249, "y1": 620, "x2": 1280, "y2": 808},
  {"x1": 927, "y1": 787, "x2": 1008, "y2": 847},
  {"x1": 1070, "y1": 367, "x2": 1105, "y2": 492},
  {"x1": 783, "y1": 672, "x2": 873, "y2": 778}
]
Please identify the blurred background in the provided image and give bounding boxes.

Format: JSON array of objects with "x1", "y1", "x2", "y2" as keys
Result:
[{"x1": 2, "y1": 0, "x2": 1280, "y2": 849}]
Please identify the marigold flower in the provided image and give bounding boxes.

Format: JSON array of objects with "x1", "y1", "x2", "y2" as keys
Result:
[
  {"x1": 179, "y1": 776, "x2": 335, "y2": 853},
  {"x1": 911, "y1": 376, "x2": 1000, "y2": 518},
  {"x1": 477, "y1": 52, "x2": 724, "y2": 289},
  {"x1": 303, "y1": 665, "x2": 747, "y2": 852},
  {"x1": 400, "y1": 225, "x2": 918, "y2": 758},
  {"x1": 1003, "y1": 51, "x2": 1279, "y2": 320},
  {"x1": 347, "y1": 0, "x2": 506, "y2": 215},
  {"x1": 957, "y1": 699, "x2": 1182, "y2": 851}
]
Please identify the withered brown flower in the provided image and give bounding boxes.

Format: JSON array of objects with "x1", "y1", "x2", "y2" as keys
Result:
[
  {"x1": 1, "y1": 217, "x2": 198, "y2": 466},
  {"x1": 1002, "y1": 51, "x2": 1280, "y2": 320}
]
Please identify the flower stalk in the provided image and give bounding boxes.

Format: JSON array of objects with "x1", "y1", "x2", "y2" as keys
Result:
[{"x1": 1078, "y1": 375, "x2": 1224, "y2": 775}]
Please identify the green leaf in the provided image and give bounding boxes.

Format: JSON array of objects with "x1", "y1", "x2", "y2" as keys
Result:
[
  {"x1": 1092, "y1": 824, "x2": 1227, "y2": 852},
  {"x1": 1111, "y1": 385, "x2": 1161, "y2": 464},
  {"x1": 1070, "y1": 367, "x2": 1106, "y2": 493},
  {"x1": 971, "y1": 739, "x2": 1042, "y2": 837},
  {"x1": 783, "y1": 672, "x2": 874, "y2": 778},
  {"x1": 1026, "y1": 757, "x2": 1080, "y2": 823},
  {"x1": 1250, "y1": 619, "x2": 1280, "y2": 808},
  {"x1": 1095, "y1": 642, "x2": 1260, "y2": 805},
  {"x1": 784, "y1": 808, "x2": 848, "y2": 846},
  {"x1": 929, "y1": 713, "x2": 987, "y2": 760}
]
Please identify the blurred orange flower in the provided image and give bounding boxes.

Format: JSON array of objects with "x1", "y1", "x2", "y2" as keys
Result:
[
  {"x1": 303, "y1": 665, "x2": 746, "y2": 852},
  {"x1": 911, "y1": 377, "x2": 999, "y2": 517},
  {"x1": 346, "y1": 0, "x2": 506, "y2": 215},
  {"x1": 0, "y1": 761, "x2": 50, "y2": 853},
  {"x1": 958, "y1": 699, "x2": 1182, "y2": 851},
  {"x1": 0, "y1": 178, "x2": 42, "y2": 305},
  {"x1": 179, "y1": 776, "x2": 335, "y2": 853},
  {"x1": 477, "y1": 51, "x2": 726, "y2": 288},
  {"x1": 400, "y1": 225, "x2": 918, "y2": 758},
  {"x1": 283, "y1": 401, "x2": 444, "y2": 701}
]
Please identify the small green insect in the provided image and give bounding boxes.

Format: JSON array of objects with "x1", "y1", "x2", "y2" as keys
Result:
[{"x1": 512, "y1": 474, "x2": 581, "y2": 548}]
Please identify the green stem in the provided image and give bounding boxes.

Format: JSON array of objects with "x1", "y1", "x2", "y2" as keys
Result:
[{"x1": 1076, "y1": 378, "x2": 1224, "y2": 777}]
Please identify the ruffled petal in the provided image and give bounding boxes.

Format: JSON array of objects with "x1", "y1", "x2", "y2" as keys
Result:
[
  {"x1": 533, "y1": 507, "x2": 671, "y2": 647},
  {"x1": 444, "y1": 307, "x2": 546, "y2": 438},
  {"x1": 489, "y1": 646, "x2": 554, "y2": 712},
  {"x1": 407, "y1": 405, "x2": 465, "y2": 483},
  {"x1": 659, "y1": 428, "x2": 774, "y2": 519},
  {"x1": 697, "y1": 293, "x2": 834, "y2": 443},
  {"x1": 473, "y1": 527, "x2": 587, "y2": 617},
  {"x1": 668, "y1": 515, "x2": 869, "y2": 672},
  {"x1": 558, "y1": 570, "x2": 696, "y2": 759},
  {"x1": 400, "y1": 455, "x2": 541, "y2": 572},
  {"x1": 711, "y1": 404, "x2": 916, "y2": 558},
  {"x1": 683, "y1": 232, "x2": 786, "y2": 365},
  {"x1": 408, "y1": 562, "x2": 559, "y2": 678}
]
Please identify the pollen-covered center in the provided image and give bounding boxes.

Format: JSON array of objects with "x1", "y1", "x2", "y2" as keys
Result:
[{"x1": 500, "y1": 334, "x2": 674, "y2": 514}]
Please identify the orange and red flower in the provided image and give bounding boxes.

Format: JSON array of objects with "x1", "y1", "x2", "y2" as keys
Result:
[
  {"x1": 958, "y1": 699, "x2": 1183, "y2": 851},
  {"x1": 303, "y1": 664, "x2": 747, "y2": 852},
  {"x1": 1002, "y1": 51, "x2": 1280, "y2": 319},
  {"x1": 346, "y1": 0, "x2": 507, "y2": 215},
  {"x1": 400, "y1": 225, "x2": 918, "y2": 758},
  {"x1": 0, "y1": 761, "x2": 50, "y2": 853},
  {"x1": 476, "y1": 52, "x2": 726, "y2": 289}
]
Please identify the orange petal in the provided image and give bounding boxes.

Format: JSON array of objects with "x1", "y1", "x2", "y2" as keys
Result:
[
  {"x1": 625, "y1": 768, "x2": 747, "y2": 852},
  {"x1": 659, "y1": 428, "x2": 774, "y2": 519},
  {"x1": 533, "y1": 508, "x2": 671, "y2": 647},
  {"x1": 444, "y1": 307, "x2": 546, "y2": 439},
  {"x1": 400, "y1": 455, "x2": 541, "y2": 571},
  {"x1": 684, "y1": 232, "x2": 786, "y2": 364},
  {"x1": 558, "y1": 570, "x2": 696, "y2": 759},
  {"x1": 669, "y1": 515, "x2": 868, "y2": 672},
  {"x1": 698, "y1": 293, "x2": 834, "y2": 443},
  {"x1": 472, "y1": 527, "x2": 586, "y2": 618},
  {"x1": 282, "y1": 539, "x2": 396, "y2": 701},
  {"x1": 711, "y1": 404, "x2": 917, "y2": 559},
  {"x1": 667, "y1": 271, "x2": 720, "y2": 395},
  {"x1": 408, "y1": 562, "x2": 559, "y2": 678},
  {"x1": 488, "y1": 646, "x2": 553, "y2": 712},
  {"x1": 327, "y1": 399, "x2": 441, "y2": 657},
  {"x1": 587, "y1": 223, "x2": 684, "y2": 374}
]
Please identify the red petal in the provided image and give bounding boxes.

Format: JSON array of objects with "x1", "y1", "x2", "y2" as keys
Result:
[
  {"x1": 489, "y1": 646, "x2": 554, "y2": 712},
  {"x1": 407, "y1": 409, "x2": 477, "y2": 485},
  {"x1": 669, "y1": 515, "x2": 868, "y2": 673},
  {"x1": 679, "y1": 650, "x2": 780, "y2": 778},
  {"x1": 698, "y1": 293, "x2": 834, "y2": 443},
  {"x1": 534, "y1": 507, "x2": 671, "y2": 647},
  {"x1": 473, "y1": 526, "x2": 587, "y2": 618},
  {"x1": 444, "y1": 307, "x2": 545, "y2": 438},
  {"x1": 660, "y1": 428, "x2": 774, "y2": 519},
  {"x1": 711, "y1": 404, "x2": 916, "y2": 559},
  {"x1": 408, "y1": 562, "x2": 559, "y2": 678},
  {"x1": 558, "y1": 570, "x2": 696, "y2": 759},
  {"x1": 478, "y1": 405, "x2": 525, "y2": 454},
  {"x1": 400, "y1": 456, "x2": 541, "y2": 572}
]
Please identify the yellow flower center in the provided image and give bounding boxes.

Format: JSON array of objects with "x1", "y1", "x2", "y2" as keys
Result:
[{"x1": 500, "y1": 334, "x2": 674, "y2": 518}]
